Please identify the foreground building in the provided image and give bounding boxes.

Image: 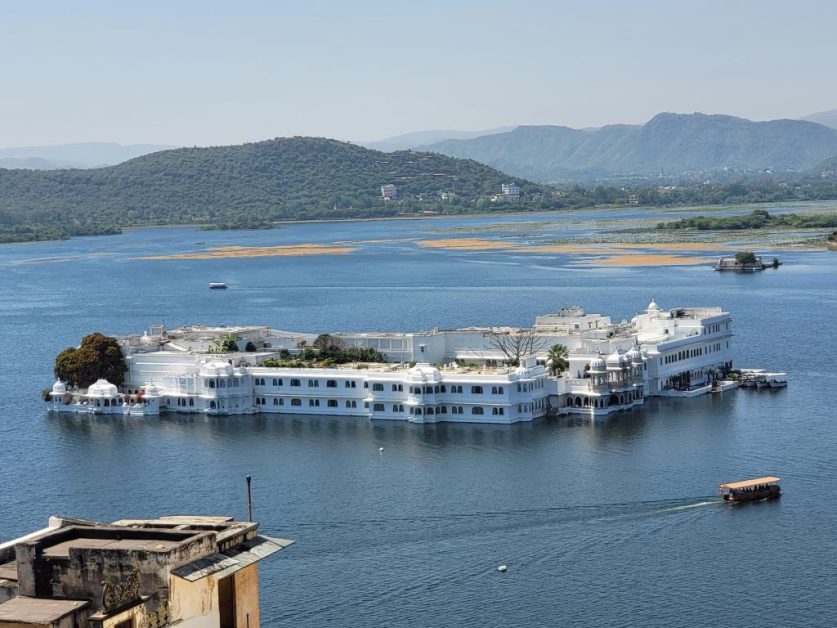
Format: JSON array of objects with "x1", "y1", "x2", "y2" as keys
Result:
[
  {"x1": 47, "y1": 300, "x2": 734, "y2": 423},
  {"x1": 0, "y1": 515, "x2": 292, "y2": 628}
]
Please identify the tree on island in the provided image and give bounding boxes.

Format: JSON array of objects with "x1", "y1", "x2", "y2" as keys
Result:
[
  {"x1": 487, "y1": 328, "x2": 546, "y2": 366},
  {"x1": 210, "y1": 334, "x2": 239, "y2": 353},
  {"x1": 546, "y1": 344, "x2": 569, "y2": 376},
  {"x1": 734, "y1": 251, "x2": 759, "y2": 266},
  {"x1": 54, "y1": 332, "x2": 126, "y2": 388}
]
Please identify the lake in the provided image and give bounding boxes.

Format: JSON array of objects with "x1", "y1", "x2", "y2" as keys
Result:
[{"x1": 1, "y1": 205, "x2": 835, "y2": 626}]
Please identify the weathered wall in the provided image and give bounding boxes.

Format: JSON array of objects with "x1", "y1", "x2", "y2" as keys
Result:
[
  {"x1": 168, "y1": 574, "x2": 219, "y2": 628},
  {"x1": 234, "y1": 564, "x2": 260, "y2": 628}
]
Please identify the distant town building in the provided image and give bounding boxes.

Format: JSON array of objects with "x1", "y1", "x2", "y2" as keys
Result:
[
  {"x1": 380, "y1": 184, "x2": 397, "y2": 201},
  {"x1": 501, "y1": 183, "x2": 520, "y2": 200},
  {"x1": 491, "y1": 183, "x2": 520, "y2": 203},
  {"x1": 440, "y1": 191, "x2": 457, "y2": 201},
  {"x1": 0, "y1": 514, "x2": 292, "y2": 628},
  {"x1": 628, "y1": 193, "x2": 639, "y2": 206}
]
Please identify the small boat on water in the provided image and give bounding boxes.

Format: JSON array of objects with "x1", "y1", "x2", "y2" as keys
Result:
[
  {"x1": 208, "y1": 282, "x2": 228, "y2": 290},
  {"x1": 719, "y1": 476, "x2": 781, "y2": 503}
]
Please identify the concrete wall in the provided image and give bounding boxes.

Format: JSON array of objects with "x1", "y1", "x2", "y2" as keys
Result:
[
  {"x1": 168, "y1": 574, "x2": 219, "y2": 628},
  {"x1": 234, "y1": 564, "x2": 259, "y2": 628}
]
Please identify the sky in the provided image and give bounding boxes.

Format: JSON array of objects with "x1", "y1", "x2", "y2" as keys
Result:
[{"x1": 1, "y1": 0, "x2": 836, "y2": 148}]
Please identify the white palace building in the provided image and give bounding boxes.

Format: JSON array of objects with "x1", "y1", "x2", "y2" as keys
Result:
[{"x1": 48, "y1": 300, "x2": 734, "y2": 423}]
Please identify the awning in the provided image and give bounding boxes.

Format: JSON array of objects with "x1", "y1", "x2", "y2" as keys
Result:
[{"x1": 171, "y1": 535, "x2": 294, "y2": 582}]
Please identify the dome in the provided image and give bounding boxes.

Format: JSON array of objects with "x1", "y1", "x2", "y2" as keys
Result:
[
  {"x1": 142, "y1": 384, "x2": 161, "y2": 397},
  {"x1": 51, "y1": 379, "x2": 67, "y2": 395},
  {"x1": 588, "y1": 355, "x2": 606, "y2": 372},
  {"x1": 647, "y1": 298, "x2": 661, "y2": 312},
  {"x1": 627, "y1": 347, "x2": 643, "y2": 364},
  {"x1": 87, "y1": 379, "x2": 118, "y2": 397},
  {"x1": 606, "y1": 350, "x2": 624, "y2": 368},
  {"x1": 200, "y1": 360, "x2": 234, "y2": 377}
]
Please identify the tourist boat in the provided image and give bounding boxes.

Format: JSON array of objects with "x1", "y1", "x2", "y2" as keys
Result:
[
  {"x1": 209, "y1": 282, "x2": 228, "y2": 289},
  {"x1": 719, "y1": 476, "x2": 781, "y2": 503}
]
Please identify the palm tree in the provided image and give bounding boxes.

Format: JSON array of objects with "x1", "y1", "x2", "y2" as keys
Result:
[{"x1": 546, "y1": 344, "x2": 569, "y2": 377}]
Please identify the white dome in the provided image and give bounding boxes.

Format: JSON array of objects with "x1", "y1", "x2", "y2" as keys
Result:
[
  {"x1": 627, "y1": 347, "x2": 643, "y2": 364},
  {"x1": 87, "y1": 379, "x2": 119, "y2": 397},
  {"x1": 647, "y1": 298, "x2": 661, "y2": 312},
  {"x1": 51, "y1": 379, "x2": 67, "y2": 394},
  {"x1": 589, "y1": 355, "x2": 606, "y2": 372},
  {"x1": 200, "y1": 360, "x2": 234, "y2": 377},
  {"x1": 142, "y1": 384, "x2": 161, "y2": 397},
  {"x1": 606, "y1": 350, "x2": 624, "y2": 368}
]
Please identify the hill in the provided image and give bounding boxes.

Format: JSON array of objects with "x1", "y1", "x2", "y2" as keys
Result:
[
  {"x1": 362, "y1": 127, "x2": 515, "y2": 152},
  {"x1": 801, "y1": 109, "x2": 837, "y2": 130},
  {"x1": 0, "y1": 137, "x2": 546, "y2": 242},
  {"x1": 422, "y1": 113, "x2": 837, "y2": 183},
  {"x1": 0, "y1": 142, "x2": 176, "y2": 169}
]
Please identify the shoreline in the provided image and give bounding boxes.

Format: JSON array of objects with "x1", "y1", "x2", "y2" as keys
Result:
[{"x1": 3, "y1": 198, "x2": 834, "y2": 246}]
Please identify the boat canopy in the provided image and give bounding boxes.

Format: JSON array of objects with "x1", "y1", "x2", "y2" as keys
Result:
[{"x1": 719, "y1": 476, "x2": 780, "y2": 490}]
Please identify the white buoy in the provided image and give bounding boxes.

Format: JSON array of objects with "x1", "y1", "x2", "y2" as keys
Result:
[
  {"x1": 378, "y1": 447, "x2": 384, "y2": 452},
  {"x1": 497, "y1": 564, "x2": 507, "y2": 573}
]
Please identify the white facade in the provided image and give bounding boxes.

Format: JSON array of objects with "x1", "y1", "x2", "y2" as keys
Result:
[
  {"x1": 48, "y1": 300, "x2": 735, "y2": 423},
  {"x1": 501, "y1": 183, "x2": 520, "y2": 200},
  {"x1": 381, "y1": 184, "x2": 397, "y2": 201}
]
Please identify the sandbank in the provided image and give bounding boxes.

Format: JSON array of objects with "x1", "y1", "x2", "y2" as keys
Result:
[{"x1": 143, "y1": 243, "x2": 359, "y2": 260}]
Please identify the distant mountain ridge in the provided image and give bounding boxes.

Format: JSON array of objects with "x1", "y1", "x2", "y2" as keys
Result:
[
  {"x1": 361, "y1": 127, "x2": 515, "y2": 152},
  {"x1": 0, "y1": 142, "x2": 176, "y2": 169},
  {"x1": 421, "y1": 113, "x2": 837, "y2": 182},
  {"x1": 801, "y1": 109, "x2": 837, "y2": 130}
]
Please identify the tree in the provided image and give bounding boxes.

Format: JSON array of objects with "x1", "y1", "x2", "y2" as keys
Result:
[
  {"x1": 313, "y1": 334, "x2": 343, "y2": 351},
  {"x1": 487, "y1": 328, "x2": 546, "y2": 366},
  {"x1": 734, "y1": 251, "x2": 758, "y2": 265},
  {"x1": 210, "y1": 333, "x2": 239, "y2": 353},
  {"x1": 546, "y1": 344, "x2": 569, "y2": 376},
  {"x1": 54, "y1": 332, "x2": 126, "y2": 388},
  {"x1": 244, "y1": 341, "x2": 257, "y2": 352}
]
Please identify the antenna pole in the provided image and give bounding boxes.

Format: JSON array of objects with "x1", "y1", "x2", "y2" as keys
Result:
[{"x1": 246, "y1": 475, "x2": 253, "y2": 521}]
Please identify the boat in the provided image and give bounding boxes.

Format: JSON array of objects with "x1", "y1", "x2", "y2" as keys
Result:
[
  {"x1": 209, "y1": 282, "x2": 228, "y2": 290},
  {"x1": 719, "y1": 476, "x2": 781, "y2": 503}
]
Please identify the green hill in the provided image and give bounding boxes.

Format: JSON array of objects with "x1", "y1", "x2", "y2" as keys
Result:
[
  {"x1": 0, "y1": 137, "x2": 547, "y2": 242},
  {"x1": 423, "y1": 113, "x2": 837, "y2": 183}
]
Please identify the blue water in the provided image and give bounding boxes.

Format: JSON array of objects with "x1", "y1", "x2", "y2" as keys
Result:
[{"x1": 1, "y1": 207, "x2": 836, "y2": 626}]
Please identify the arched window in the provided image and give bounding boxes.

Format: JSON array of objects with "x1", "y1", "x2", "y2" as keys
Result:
[
  {"x1": 471, "y1": 407, "x2": 484, "y2": 415},
  {"x1": 189, "y1": 398, "x2": 194, "y2": 406},
  {"x1": 210, "y1": 401, "x2": 216, "y2": 409}
]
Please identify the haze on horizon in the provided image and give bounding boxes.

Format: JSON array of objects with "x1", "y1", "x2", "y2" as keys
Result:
[{"x1": 2, "y1": 0, "x2": 836, "y2": 149}]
